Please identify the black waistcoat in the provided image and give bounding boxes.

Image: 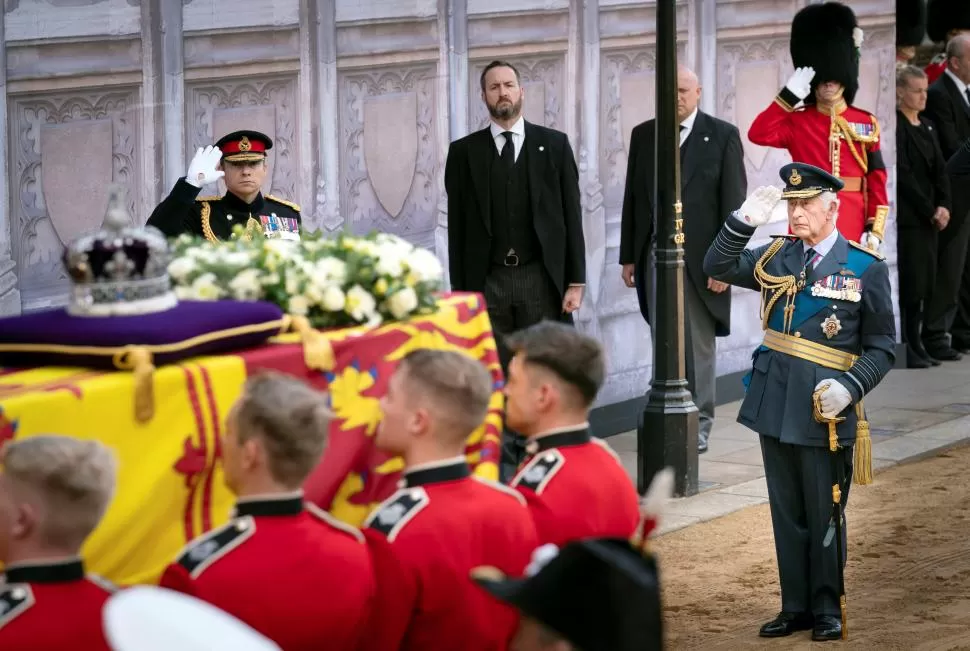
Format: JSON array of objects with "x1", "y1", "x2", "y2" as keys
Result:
[{"x1": 489, "y1": 143, "x2": 540, "y2": 265}]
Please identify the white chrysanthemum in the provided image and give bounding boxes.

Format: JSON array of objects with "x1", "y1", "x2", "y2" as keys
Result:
[
  {"x1": 167, "y1": 257, "x2": 196, "y2": 283},
  {"x1": 228, "y1": 268, "x2": 262, "y2": 301},
  {"x1": 387, "y1": 287, "x2": 418, "y2": 319},
  {"x1": 321, "y1": 286, "x2": 347, "y2": 312},
  {"x1": 345, "y1": 284, "x2": 377, "y2": 322}
]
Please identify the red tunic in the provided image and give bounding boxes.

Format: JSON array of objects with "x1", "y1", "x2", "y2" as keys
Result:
[
  {"x1": 511, "y1": 428, "x2": 641, "y2": 547},
  {"x1": 748, "y1": 92, "x2": 889, "y2": 244},
  {"x1": 926, "y1": 55, "x2": 947, "y2": 85},
  {"x1": 0, "y1": 558, "x2": 114, "y2": 651},
  {"x1": 159, "y1": 493, "x2": 374, "y2": 651},
  {"x1": 359, "y1": 459, "x2": 539, "y2": 651}
]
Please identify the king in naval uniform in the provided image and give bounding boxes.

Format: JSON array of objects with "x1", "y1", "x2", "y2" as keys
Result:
[
  {"x1": 147, "y1": 130, "x2": 302, "y2": 242},
  {"x1": 703, "y1": 162, "x2": 896, "y2": 641},
  {"x1": 748, "y1": 2, "x2": 889, "y2": 251}
]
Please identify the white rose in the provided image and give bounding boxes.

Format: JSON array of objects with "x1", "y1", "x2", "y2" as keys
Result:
[
  {"x1": 228, "y1": 268, "x2": 262, "y2": 301},
  {"x1": 321, "y1": 286, "x2": 346, "y2": 312},
  {"x1": 345, "y1": 284, "x2": 377, "y2": 322},
  {"x1": 190, "y1": 273, "x2": 222, "y2": 300},
  {"x1": 405, "y1": 249, "x2": 444, "y2": 283},
  {"x1": 387, "y1": 287, "x2": 418, "y2": 320},
  {"x1": 288, "y1": 295, "x2": 310, "y2": 316},
  {"x1": 853, "y1": 27, "x2": 863, "y2": 49},
  {"x1": 304, "y1": 283, "x2": 324, "y2": 305},
  {"x1": 312, "y1": 257, "x2": 348, "y2": 286},
  {"x1": 167, "y1": 257, "x2": 196, "y2": 283},
  {"x1": 375, "y1": 247, "x2": 405, "y2": 277},
  {"x1": 223, "y1": 251, "x2": 252, "y2": 267}
]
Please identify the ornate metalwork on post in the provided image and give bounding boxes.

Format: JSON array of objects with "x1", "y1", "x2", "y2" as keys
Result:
[{"x1": 636, "y1": 0, "x2": 699, "y2": 497}]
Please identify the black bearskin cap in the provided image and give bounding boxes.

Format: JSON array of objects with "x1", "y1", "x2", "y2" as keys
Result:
[
  {"x1": 927, "y1": 0, "x2": 970, "y2": 43},
  {"x1": 897, "y1": 0, "x2": 927, "y2": 47},
  {"x1": 791, "y1": 2, "x2": 860, "y2": 105}
]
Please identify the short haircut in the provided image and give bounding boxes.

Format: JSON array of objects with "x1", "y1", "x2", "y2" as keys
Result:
[
  {"x1": 896, "y1": 64, "x2": 927, "y2": 89},
  {"x1": 2, "y1": 435, "x2": 117, "y2": 549},
  {"x1": 947, "y1": 34, "x2": 970, "y2": 62},
  {"x1": 480, "y1": 60, "x2": 522, "y2": 92},
  {"x1": 235, "y1": 372, "x2": 332, "y2": 488},
  {"x1": 506, "y1": 321, "x2": 605, "y2": 407},
  {"x1": 398, "y1": 349, "x2": 493, "y2": 441}
]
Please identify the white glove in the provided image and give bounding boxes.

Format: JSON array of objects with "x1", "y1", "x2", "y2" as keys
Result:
[
  {"x1": 859, "y1": 231, "x2": 882, "y2": 252},
  {"x1": 737, "y1": 186, "x2": 783, "y2": 227},
  {"x1": 814, "y1": 380, "x2": 852, "y2": 419},
  {"x1": 185, "y1": 146, "x2": 225, "y2": 188},
  {"x1": 785, "y1": 66, "x2": 816, "y2": 101}
]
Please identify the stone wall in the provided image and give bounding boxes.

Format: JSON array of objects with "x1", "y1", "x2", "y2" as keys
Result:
[{"x1": 0, "y1": 0, "x2": 895, "y2": 408}]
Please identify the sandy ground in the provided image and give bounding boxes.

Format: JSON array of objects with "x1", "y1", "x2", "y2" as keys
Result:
[{"x1": 653, "y1": 443, "x2": 970, "y2": 650}]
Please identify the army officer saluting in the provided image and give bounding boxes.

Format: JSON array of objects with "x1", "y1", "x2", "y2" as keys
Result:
[{"x1": 147, "y1": 130, "x2": 301, "y2": 242}]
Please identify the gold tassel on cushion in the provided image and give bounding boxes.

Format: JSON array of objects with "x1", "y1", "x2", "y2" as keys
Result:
[
  {"x1": 113, "y1": 346, "x2": 156, "y2": 424},
  {"x1": 853, "y1": 401, "x2": 873, "y2": 485},
  {"x1": 287, "y1": 315, "x2": 335, "y2": 371}
]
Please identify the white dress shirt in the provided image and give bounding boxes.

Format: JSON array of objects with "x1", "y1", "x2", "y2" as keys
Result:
[
  {"x1": 679, "y1": 107, "x2": 699, "y2": 146},
  {"x1": 489, "y1": 116, "x2": 526, "y2": 162},
  {"x1": 945, "y1": 68, "x2": 970, "y2": 106}
]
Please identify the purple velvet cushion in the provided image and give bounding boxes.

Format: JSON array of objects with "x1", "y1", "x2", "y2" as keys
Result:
[{"x1": 0, "y1": 300, "x2": 284, "y2": 369}]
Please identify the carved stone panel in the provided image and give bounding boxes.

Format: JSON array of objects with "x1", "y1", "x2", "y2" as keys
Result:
[
  {"x1": 600, "y1": 49, "x2": 657, "y2": 216},
  {"x1": 338, "y1": 65, "x2": 438, "y2": 247},
  {"x1": 8, "y1": 87, "x2": 140, "y2": 311},
  {"x1": 467, "y1": 56, "x2": 564, "y2": 132},
  {"x1": 185, "y1": 76, "x2": 300, "y2": 206}
]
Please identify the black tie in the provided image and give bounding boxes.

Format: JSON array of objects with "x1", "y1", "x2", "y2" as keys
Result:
[
  {"x1": 804, "y1": 247, "x2": 817, "y2": 270},
  {"x1": 501, "y1": 131, "x2": 515, "y2": 168},
  {"x1": 964, "y1": 88, "x2": 970, "y2": 106}
]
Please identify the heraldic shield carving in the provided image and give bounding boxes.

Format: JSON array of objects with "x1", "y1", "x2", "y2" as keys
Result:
[
  {"x1": 363, "y1": 92, "x2": 418, "y2": 218},
  {"x1": 40, "y1": 120, "x2": 114, "y2": 245}
]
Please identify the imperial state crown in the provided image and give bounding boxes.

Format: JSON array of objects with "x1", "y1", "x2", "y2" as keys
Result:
[{"x1": 62, "y1": 186, "x2": 177, "y2": 316}]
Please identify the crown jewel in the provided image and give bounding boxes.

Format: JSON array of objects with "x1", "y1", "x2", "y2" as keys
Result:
[{"x1": 63, "y1": 186, "x2": 178, "y2": 317}]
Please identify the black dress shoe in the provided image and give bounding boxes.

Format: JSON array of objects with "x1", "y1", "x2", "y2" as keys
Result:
[
  {"x1": 758, "y1": 612, "x2": 813, "y2": 638},
  {"x1": 926, "y1": 346, "x2": 964, "y2": 361},
  {"x1": 698, "y1": 440, "x2": 708, "y2": 454},
  {"x1": 812, "y1": 615, "x2": 842, "y2": 641}
]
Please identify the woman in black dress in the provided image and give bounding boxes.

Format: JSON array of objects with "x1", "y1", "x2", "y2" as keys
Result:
[{"x1": 896, "y1": 65, "x2": 951, "y2": 367}]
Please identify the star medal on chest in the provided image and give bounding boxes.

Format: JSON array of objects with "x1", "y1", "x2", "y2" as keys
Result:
[
  {"x1": 821, "y1": 313, "x2": 842, "y2": 339},
  {"x1": 810, "y1": 272, "x2": 862, "y2": 302}
]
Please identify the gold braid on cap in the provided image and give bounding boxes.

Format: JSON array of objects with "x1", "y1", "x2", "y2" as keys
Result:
[{"x1": 754, "y1": 238, "x2": 799, "y2": 333}]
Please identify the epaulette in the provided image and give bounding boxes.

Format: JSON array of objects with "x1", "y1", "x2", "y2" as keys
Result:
[
  {"x1": 195, "y1": 195, "x2": 221, "y2": 202},
  {"x1": 175, "y1": 516, "x2": 256, "y2": 579},
  {"x1": 266, "y1": 195, "x2": 301, "y2": 212},
  {"x1": 364, "y1": 488, "x2": 429, "y2": 542},
  {"x1": 471, "y1": 475, "x2": 526, "y2": 506},
  {"x1": 86, "y1": 574, "x2": 118, "y2": 593},
  {"x1": 591, "y1": 437, "x2": 622, "y2": 464},
  {"x1": 0, "y1": 583, "x2": 34, "y2": 629},
  {"x1": 848, "y1": 240, "x2": 886, "y2": 261},
  {"x1": 306, "y1": 503, "x2": 365, "y2": 543},
  {"x1": 510, "y1": 449, "x2": 565, "y2": 495}
]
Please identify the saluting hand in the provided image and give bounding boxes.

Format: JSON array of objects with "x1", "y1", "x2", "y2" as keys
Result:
[
  {"x1": 737, "y1": 186, "x2": 783, "y2": 227},
  {"x1": 186, "y1": 145, "x2": 226, "y2": 188},
  {"x1": 785, "y1": 66, "x2": 816, "y2": 101}
]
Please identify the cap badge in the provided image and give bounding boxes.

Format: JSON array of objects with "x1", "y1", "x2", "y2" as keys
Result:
[
  {"x1": 239, "y1": 136, "x2": 252, "y2": 152},
  {"x1": 789, "y1": 169, "x2": 802, "y2": 186}
]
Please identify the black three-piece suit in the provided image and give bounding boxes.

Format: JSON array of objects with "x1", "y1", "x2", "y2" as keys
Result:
[{"x1": 445, "y1": 120, "x2": 586, "y2": 477}]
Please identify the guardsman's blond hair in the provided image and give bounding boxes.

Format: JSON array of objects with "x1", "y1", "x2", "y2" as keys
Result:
[{"x1": 1, "y1": 435, "x2": 117, "y2": 548}]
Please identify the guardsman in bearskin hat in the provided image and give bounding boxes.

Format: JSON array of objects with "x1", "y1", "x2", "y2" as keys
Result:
[
  {"x1": 147, "y1": 131, "x2": 302, "y2": 242},
  {"x1": 897, "y1": 0, "x2": 927, "y2": 65},
  {"x1": 749, "y1": 2, "x2": 889, "y2": 252},
  {"x1": 924, "y1": 0, "x2": 970, "y2": 84}
]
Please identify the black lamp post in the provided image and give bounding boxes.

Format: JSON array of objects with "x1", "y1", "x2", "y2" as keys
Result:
[{"x1": 636, "y1": 0, "x2": 699, "y2": 497}]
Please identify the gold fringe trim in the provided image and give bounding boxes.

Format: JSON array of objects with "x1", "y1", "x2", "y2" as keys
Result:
[
  {"x1": 113, "y1": 346, "x2": 156, "y2": 424},
  {"x1": 283, "y1": 315, "x2": 335, "y2": 371},
  {"x1": 853, "y1": 401, "x2": 873, "y2": 485}
]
